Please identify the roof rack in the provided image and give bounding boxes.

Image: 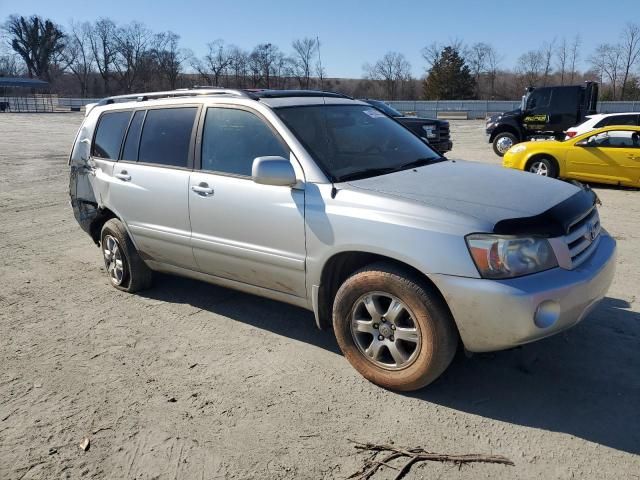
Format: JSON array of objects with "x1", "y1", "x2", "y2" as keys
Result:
[
  {"x1": 95, "y1": 87, "x2": 250, "y2": 106},
  {"x1": 94, "y1": 88, "x2": 353, "y2": 107},
  {"x1": 246, "y1": 89, "x2": 353, "y2": 100}
]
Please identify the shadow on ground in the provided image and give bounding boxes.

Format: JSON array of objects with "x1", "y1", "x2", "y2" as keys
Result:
[{"x1": 142, "y1": 276, "x2": 640, "y2": 454}]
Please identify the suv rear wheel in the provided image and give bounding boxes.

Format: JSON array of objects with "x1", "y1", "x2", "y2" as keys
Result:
[
  {"x1": 332, "y1": 262, "x2": 458, "y2": 391},
  {"x1": 100, "y1": 218, "x2": 152, "y2": 292}
]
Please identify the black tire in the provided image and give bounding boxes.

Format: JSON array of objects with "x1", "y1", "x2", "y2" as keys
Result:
[
  {"x1": 492, "y1": 132, "x2": 518, "y2": 157},
  {"x1": 332, "y1": 262, "x2": 458, "y2": 391},
  {"x1": 526, "y1": 156, "x2": 558, "y2": 178},
  {"x1": 100, "y1": 218, "x2": 152, "y2": 293}
]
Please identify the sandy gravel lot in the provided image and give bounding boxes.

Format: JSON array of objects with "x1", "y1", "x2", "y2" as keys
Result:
[{"x1": 1, "y1": 114, "x2": 638, "y2": 479}]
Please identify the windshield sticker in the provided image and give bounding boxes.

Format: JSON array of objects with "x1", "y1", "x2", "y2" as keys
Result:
[{"x1": 363, "y1": 108, "x2": 386, "y2": 119}]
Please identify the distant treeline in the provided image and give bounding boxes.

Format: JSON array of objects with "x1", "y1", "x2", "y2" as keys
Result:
[{"x1": 2, "y1": 15, "x2": 640, "y2": 101}]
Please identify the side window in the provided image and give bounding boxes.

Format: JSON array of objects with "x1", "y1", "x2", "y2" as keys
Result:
[
  {"x1": 138, "y1": 107, "x2": 197, "y2": 168},
  {"x1": 201, "y1": 108, "x2": 289, "y2": 176},
  {"x1": 527, "y1": 89, "x2": 551, "y2": 110},
  {"x1": 590, "y1": 130, "x2": 640, "y2": 148},
  {"x1": 92, "y1": 111, "x2": 131, "y2": 159},
  {"x1": 121, "y1": 110, "x2": 145, "y2": 161}
]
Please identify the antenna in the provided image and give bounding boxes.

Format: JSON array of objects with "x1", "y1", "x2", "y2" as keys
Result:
[{"x1": 316, "y1": 35, "x2": 324, "y2": 90}]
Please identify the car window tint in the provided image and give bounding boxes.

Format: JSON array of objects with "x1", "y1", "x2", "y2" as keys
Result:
[
  {"x1": 121, "y1": 110, "x2": 145, "y2": 161},
  {"x1": 592, "y1": 130, "x2": 640, "y2": 148},
  {"x1": 201, "y1": 108, "x2": 289, "y2": 176},
  {"x1": 92, "y1": 111, "x2": 131, "y2": 159},
  {"x1": 596, "y1": 115, "x2": 637, "y2": 128},
  {"x1": 138, "y1": 108, "x2": 197, "y2": 167}
]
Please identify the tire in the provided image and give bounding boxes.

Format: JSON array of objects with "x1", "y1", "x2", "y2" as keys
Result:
[
  {"x1": 492, "y1": 132, "x2": 518, "y2": 157},
  {"x1": 332, "y1": 262, "x2": 458, "y2": 391},
  {"x1": 527, "y1": 156, "x2": 557, "y2": 178},
  {"x1": 100, "y1": 218, "x2": 152, "y2": 293}
]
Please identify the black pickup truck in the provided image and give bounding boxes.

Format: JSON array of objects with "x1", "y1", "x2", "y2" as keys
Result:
[
  {"x1": 486, "y1": 82, "x2": 598, "y2": 156},
  {"x1": 364, "y1": 99, "x2": 452, "y2": 154}
]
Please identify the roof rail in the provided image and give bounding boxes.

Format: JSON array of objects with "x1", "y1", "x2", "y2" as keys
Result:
[{"x1": 95, "y1": 88, "x2": 251, "y2": 106}]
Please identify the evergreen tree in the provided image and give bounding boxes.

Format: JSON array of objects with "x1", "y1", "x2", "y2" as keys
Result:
[{"x1": 423, "y1": 46, "x2": 476, "y2": 99}]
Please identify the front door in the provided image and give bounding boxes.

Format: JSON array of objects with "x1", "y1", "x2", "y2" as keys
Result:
[
  {"x1": 567, "y1": 129, "x2": 640, "y2": 185},
  {"x1": 189, "y1": 106, "x2": 307, "y2": 297}
]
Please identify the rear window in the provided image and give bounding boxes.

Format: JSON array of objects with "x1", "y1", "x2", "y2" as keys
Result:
[
  {"x1": 595, "y1": 114, "x2": 638, "y2": 128},
  {"x1": 92, "y1": 111, "x2": 131, "y2": 159},
  {"x1": 138, "y1": 108, "x2": 197, "y2": 168}
]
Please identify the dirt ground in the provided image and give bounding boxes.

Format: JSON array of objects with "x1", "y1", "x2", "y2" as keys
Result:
[{"x1": 1, "y1": 114, "x2": 638, "y2": 480}]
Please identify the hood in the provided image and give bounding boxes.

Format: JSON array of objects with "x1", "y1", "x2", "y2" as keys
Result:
[
  {"x1": 343, "y1": 160, "x2": 581, "y2": 231},
  {"x1": 488, "y1": 109, "x2": 521, "y2": 123}
]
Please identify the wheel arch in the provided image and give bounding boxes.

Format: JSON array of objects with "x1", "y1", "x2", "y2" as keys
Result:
[
  {"x1": 525, "y1": 153, "x2": 560, "y2": 177},
  {"x1": 314, "y1": 250, "x2": 452, "y2": 332},
  {"x1": 489, "y1": 124, "x2": 521, "y2": 142}
]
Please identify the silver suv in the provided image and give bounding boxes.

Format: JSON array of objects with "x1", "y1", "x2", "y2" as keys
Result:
[{"x1": 70, "y1": 89, "x2": 616, "y2": 391}]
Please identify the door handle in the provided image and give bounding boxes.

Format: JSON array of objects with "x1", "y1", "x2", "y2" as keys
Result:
[
  {"x1": 191, "y1": 184, "x2": 214, "y2": 196},
  {"x1": 115, "y1": 171, "x2": 131, "y2": 181}
]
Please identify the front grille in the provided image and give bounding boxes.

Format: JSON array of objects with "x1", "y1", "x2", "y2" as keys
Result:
[
  {"x1": 437, "y1": 123, "x2": 450, "y2": 142},
  {"x1": 563, "y1": 207, "x2": 601, "y2": 268}
]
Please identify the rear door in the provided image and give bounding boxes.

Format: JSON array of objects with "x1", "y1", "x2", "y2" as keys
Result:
[
  {"x1": 107, "y1": 106, "x2": 200, "y2": 269},
  {"x1": 188, "y1": 106, "x2": 307, "y2": 297}
]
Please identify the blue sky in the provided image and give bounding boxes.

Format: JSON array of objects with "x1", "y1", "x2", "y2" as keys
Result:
[{"x1": 1, "y1": 0, "x2": 637, "y2": 78}]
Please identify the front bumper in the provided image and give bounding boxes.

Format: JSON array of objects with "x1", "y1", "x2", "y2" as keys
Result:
[
  {"x1": 431, "y1": 139, "x2": 453, "y2": 153},
  {"x1": 431, "y1": 233, "x2": 617, "y2": 352}
]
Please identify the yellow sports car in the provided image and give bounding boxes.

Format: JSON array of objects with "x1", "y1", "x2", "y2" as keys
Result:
[{"x1": 503, "y1": 125, "x2": 640, "y2": 187}]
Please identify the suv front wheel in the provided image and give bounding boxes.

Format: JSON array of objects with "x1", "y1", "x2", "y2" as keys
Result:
[
  {"x1": 100, "y1": 218, "x2": 153, "y2": 293},
  {"x1": 332, "y1": 263, "x2": 458, "y2": 391}
]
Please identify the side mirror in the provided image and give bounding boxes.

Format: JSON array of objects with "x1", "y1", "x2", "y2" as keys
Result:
[
  {"x1": 252, "y1": 156, "x2": 297, "y2": 187},
  {"x1": 576, "y1": 136, "x2": 596, "y2": 147}
]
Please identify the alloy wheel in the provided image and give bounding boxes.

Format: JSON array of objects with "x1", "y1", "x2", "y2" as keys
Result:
[
  {"x1": 103, "y1": 235, "x2": 125, "y2": 285},
  {"x1": 350, "y1": 292, "x2": 421, "y2": 370}
]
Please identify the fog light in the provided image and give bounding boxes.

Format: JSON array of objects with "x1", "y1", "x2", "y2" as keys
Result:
[{"x1": 534, "y1": 300, "x2": 560, "y2": 328}]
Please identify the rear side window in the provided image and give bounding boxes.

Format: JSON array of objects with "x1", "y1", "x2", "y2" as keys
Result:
[
  {"x1": 139, "y1": 108, "x2": 197, "y2": 168},
  {"x1": 92, "y1": 111, "x2": 131, "y2": 159},
  {"x1": 201, "y1": 108, "x2": 289, "y2": 176},
  {"x1": 121, "y1": 110, "x2": 145, "y2": 161},
  {"x1": 595, "y1": 115, "x2": 638, "y2": 128}
]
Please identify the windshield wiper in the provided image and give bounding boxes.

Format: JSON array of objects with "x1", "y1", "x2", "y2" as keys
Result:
[
  {"x1": 337, "y1": 167, "x2": 398, "y2": 182},
  {"x1": 395, "y1": 157, "x2": 446, "y2": 171}
]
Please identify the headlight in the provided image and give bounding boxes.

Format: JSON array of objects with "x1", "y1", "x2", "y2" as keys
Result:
[
  {"x1": 422, "y1": 125, "x2": 437, "y2": 138},
  {"x1": 466, "y1": 234, "x2": 558, "y2": 279},
  {"x1": 509, "y1": 144, "x2": 527, "y2": 154}
]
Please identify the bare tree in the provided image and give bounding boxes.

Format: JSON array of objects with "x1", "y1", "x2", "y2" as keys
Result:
[
  {"x1": 151, "y1": 31, "x2": 183, "y2": 89},
  {"x1": 619, "y1": 23, "x2": 640, "y2": 100},
  {"x1": 228, "y1": 46, "x2": 248, "y2": 88},
  {"x1": 112, "y1": 22, "x2": 152, "y2": 93},
  {"x1": 88, "y1": 18, "x2": 117, "y2": 94},
  {"x1": 465, "y1": 42, "x2": 493, "y2": 97},
  {"x1": 486, "y1": 46, "x2": 502, "y2": 98},
  {"x1": 516, "y1": 50, "x2": 544, "y2": 87},
  {"x1": 61, "y1": 21, "x2": 94, "y2": 96},
  {"x1": 540, "y1": 39, "x2": 556, "y2": 86},
  {"x1": 590, "y1": 44, "x2": 623, "y2": 99},
  {"x1": 364, "y1": 51, "x2": 412, "y2": 99},
  {"x1": 557, "y1": 37, "x2": 568, "y2": 85},
  {"x1": 291, "y1": 37, "x2": 318, "y2": 89},
  {"x1": 251, "y1": 43, "x2": 280, "y2": 88},
  {"x1": 569, "y1": 34, "x2": 581, "y2": 83},
  {"x1": 5, "y1": 15, "x2": 65, "y2": 81},
  {"x1": 202, "y1": 40, "x2": 233, "y2": 86}
]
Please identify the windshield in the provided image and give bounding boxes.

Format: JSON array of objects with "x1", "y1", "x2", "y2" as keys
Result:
[
  {"x1": 276, "y1": 104, "x2": 443, "y2": 182},
  {"x1": 366, "y1": 100, "x2": 402, "y2": 117}
]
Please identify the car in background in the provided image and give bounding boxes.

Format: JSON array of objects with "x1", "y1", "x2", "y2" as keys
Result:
[
  {"x1": 503, "y1": 125, "x2": 640, "y2": 187},
  {"x1": 487, "y1": 82, "x2": 598, "y2": 156},
  {"x1": 363, "y1": 99, "x2": 452, "y2": 154},
  {"x1": 565, "y1": 112, "x2": 640, "y2": 139}
]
